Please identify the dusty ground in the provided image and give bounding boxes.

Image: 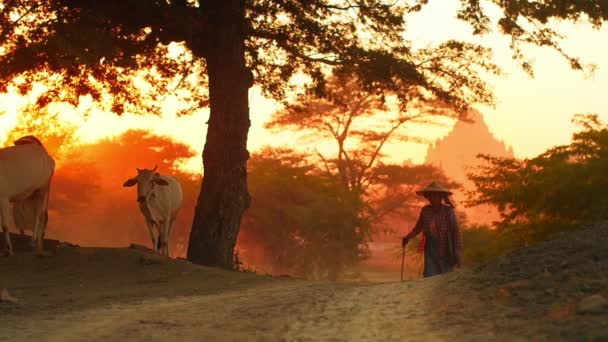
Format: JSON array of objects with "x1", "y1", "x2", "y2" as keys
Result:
[{"x1": 1, "y1": 224, "x2": 607, "y2": 341}]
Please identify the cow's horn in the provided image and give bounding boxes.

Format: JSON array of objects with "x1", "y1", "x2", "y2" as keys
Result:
[{"x1": 152, "y1": 165, "x2": 158, "y2": 172}]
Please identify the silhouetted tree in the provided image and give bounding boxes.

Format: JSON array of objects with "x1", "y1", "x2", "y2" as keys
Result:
[
  {"x1": 267, "y1": 73, "x2": 459, "y2": 232},
  {"x1": 0, "y1": 1, "x2": 605, "y2": 268},
  {"x1": 467, "y1": 114, "x2": 608, "y2": 244},
  {"x1": 241, "y1": 149, "x2": 367, "y2": 280}
]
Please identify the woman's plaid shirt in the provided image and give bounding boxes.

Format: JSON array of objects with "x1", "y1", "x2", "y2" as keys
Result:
[{"x1": 406, "y1": 204, "x2": 462, "y2": 263}]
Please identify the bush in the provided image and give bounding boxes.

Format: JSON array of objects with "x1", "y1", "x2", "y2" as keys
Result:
[{"x1": 466, "y1": 114, "x2": 608, "y2": 255}]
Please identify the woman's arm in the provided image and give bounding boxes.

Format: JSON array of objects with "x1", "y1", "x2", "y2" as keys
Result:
[{"x1": 403, "y1": 208, "x2": 425, "y2": 245}]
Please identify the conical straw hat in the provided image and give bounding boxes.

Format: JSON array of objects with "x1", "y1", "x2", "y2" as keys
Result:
[{"x1": 416, "y1": 181, "x2": 452, "y2": 196}]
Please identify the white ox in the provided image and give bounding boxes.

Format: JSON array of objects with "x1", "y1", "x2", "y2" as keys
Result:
[
  {"x1": 123, "y1": 166, "x2": 183, "y2": 257},
  {"x1": 0, "y1": 136, "x2": 54, "y2": 256}
]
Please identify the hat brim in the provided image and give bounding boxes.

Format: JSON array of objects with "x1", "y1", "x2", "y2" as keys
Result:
[{"x1": 417, "y1": 190, "x2": 452, "y2": 196}]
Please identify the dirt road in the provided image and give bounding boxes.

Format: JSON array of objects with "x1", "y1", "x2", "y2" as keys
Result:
[
  {"x1": 1, "y1": 224, "x2": 607, "y2": 341},
  {"x1": 1, "y1": 273, "x2": 464, "y2": 341}
]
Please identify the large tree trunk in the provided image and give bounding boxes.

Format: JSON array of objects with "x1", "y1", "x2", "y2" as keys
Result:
[{"x1": 187, "y1": 0, "x2": 251, "y2": 269}]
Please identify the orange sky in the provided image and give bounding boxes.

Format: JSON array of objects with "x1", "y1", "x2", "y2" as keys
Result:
[{"x1": 0, "y1": 0, "x2": 607, "y2": 173}]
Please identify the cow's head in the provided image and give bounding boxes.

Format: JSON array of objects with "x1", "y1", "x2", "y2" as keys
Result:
[{"x1": 122, "y1": 165, "x2": 169, "y2": 203}]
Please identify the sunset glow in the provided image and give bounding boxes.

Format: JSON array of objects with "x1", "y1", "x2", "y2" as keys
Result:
[
  {"x1": 0, "y1": 0, "x2": 606, "y2": 268},
  {"x1": 2, "y1": 2, "x2": 608, "y2": 339},
  {"x1": 2, "y1": 3, "x2": 605, "y2": 172}
]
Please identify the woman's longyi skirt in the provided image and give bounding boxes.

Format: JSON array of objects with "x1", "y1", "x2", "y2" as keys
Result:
[{"x1": 423, "y1": 234, "x2": 454, "y2": 278}]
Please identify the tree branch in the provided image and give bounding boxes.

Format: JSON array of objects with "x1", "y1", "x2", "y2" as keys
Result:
[
  {"x1": 315, "y1": 148, "x2": 332, "y2": 177},
  {"x1": 249, "y1": 29, "x2": 342, "y2": 65}
]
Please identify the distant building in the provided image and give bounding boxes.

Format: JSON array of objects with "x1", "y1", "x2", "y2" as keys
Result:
[{"x1": 425, "y1": 110, "x2": 514, "y2": 225}]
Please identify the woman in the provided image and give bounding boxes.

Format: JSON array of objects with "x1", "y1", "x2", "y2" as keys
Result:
[{"x1": 402, "y1": 181, "x2": 462, "y2": 277}]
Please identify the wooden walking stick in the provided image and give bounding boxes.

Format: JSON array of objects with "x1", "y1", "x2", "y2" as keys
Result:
[{"x1": 400, "y1": 242, "x2": 406, "y2": 282}]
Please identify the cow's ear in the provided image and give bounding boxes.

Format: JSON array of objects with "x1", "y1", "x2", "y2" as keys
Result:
[
  {"x1": 154, "y1": 178, "x2": 169, "y2": 186},
  {"x1": 123, "y1": 178, "x2": 137, "y2": 187}
]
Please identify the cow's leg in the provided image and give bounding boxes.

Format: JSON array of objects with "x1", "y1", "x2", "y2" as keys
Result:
[
  {"x1": 25, "y1": 199, "x2": 39, "y2": 249},
  {"x1": 41, "y1": 210, "x2": 48, "y2": 241},
  {"x1": 14, "y1": 203, "x2": 26, "y2": 236},
  {"x1": 29, "y1": 191, "x2": 50, "y2": 256},
  {"x1": 156, "y1": 222, "x2": 162, "y2": 252},
  {"x1": 38, "y1": 189, "x2": 50, "y2": 255},
  {"x1": 31, "y1": 213, "x2": 41, "y2": 251},
  {"x1": 164, "y1": 219, "x2": 171, "y2": 257},
  {"x1": 160, "y1": 213, "x2": 174, "y2": 257},
  {"x1": 13, "y1": 200, "x2": 35, "y2": 246},
  {"x1": 30, "y1": 226, "x2": 36, "y2": 249},
  {"x1": 28, "y1": 200, "x2": 38, "y2": 249},
  {"x1": 18, "y1": 212, "x2": 25, "y2": 238},
  {"x1": 145, "y1": 220, "x2": 158, "y2": 252},
  {"x1": 0, "y1": 200, "x2": 13, "y2": 256},
  {"x1": 158, "y1": 220, "x2": 167, "y2": 256},
  {"x1": 37, "y1": 181, "x2": 52, "y2": 256},
  {"x1": 34, "y1": 210, "x2": 51, "y2": 257},
  {"x1": 165, "y1": 216, "x2": 177, "y2": 257}
]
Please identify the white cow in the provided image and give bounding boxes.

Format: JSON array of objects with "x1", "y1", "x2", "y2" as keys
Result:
[
  {"x1": 0, "y1": 136, "x2": 54, "y2": 256},
  {"x1": 123, "y1": 166, "x2": 183, "y2": 257}
]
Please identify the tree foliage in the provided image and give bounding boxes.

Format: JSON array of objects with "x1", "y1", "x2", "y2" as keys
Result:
[
  {"x1": 466, "y1": 114, "x2": 608, "y2": 243},
  {"x1": 3, "y1": 0, "x2": 603, "y2": 115},
  {"x1": 0, "y1": 0, "x2": 208, "y2": 115},
  {"x1": 457, "y1": 224, "x2": 520, "y2": 267},
  {"x1": 240, "y1": 148, "x2": 368, "y2": 280},
  {"x1": 268, "y1": 72, "x2": 460, "y2": 230}
]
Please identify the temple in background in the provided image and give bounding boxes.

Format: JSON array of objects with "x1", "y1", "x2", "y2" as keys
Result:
[{"x1": 425, "y1": 110, "x2": 514, "y2": 225}]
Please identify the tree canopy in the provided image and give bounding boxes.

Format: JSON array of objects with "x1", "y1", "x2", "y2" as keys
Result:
[
  {"x1": 466, "y1": 114, "x2": 608, "y2": 243},
  {"x1": 3, "y1": 1, "x2": 603, "y2": 115},
  {"x1": 241, "y1": 149, "x2": 368, "y2": 280},
  {"x1": 267, "y1": 72, "x2": 459, "y2": 228}
]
